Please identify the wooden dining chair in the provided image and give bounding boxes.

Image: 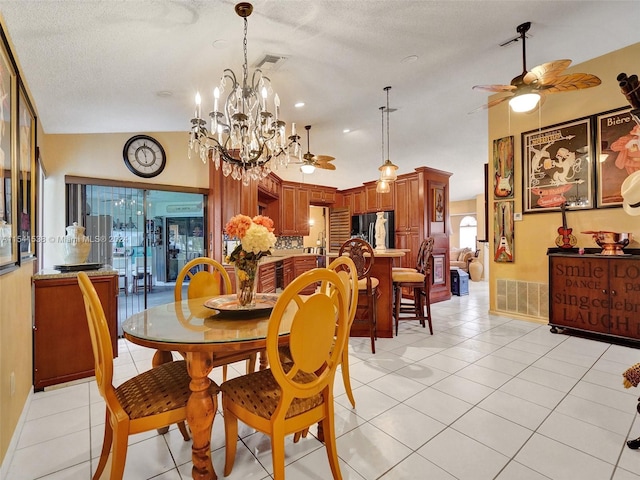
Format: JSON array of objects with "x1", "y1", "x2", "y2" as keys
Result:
[
  {"x1": 391, "y1": 237, "x2": 434, "y2": 335},
  {"x1": 339, "y1": 238, "x2": 378, "y2": 353},
  {"x1": 292, "y1": 255, "x2": 360, "y2": 444},
  {"x1": 221, "y1": 268, "x2": 350, "y2": 480},
  {"x1": 77, "y1": 272, "x2": 220, "y2": 480},
  {"x1": 174, "y1": 256, "x2": 257, "y2": 380}
]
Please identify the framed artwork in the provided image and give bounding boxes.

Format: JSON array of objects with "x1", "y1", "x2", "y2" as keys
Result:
[
  {"x1": 595, "y1": 107, "x2": 637, "y2": 207},
  {"x1": 433, "y1": 186, "x2": 444, "y2": 222},
  {"x1": 493, "y1": 136, "x2": 514, "y2": 199},
  {"x1": 18, "y1": 81, "x2": 36, "y2": 258},
  {"x1": 0, "y1": 28, "x2": 17, "y2": 269},
  {"x1": 432, "y1": 254, "x2": 445, "y2": 284},
  {"x1": 522, "y1": 117, "x2": 594, "y2": 213},
  {"x1": 494, "y1": 200, "x2": 514, "y2": 263}
]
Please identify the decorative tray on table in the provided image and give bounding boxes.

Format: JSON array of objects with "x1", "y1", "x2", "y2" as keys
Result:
[
  {"x1": 53, "y1": 262, "x2": 103, "y2": 272},
  {"x1": 204, "y1": 293, "x2": 279, "y2": 319}
]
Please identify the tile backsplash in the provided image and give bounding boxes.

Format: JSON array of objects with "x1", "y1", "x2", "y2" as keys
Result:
[{"x1": 274, "y1": 236, "x2": 303, "y2": 249}]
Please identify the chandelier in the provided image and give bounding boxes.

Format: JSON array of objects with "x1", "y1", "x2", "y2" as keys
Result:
[
  {"x1": 188, "y1": 2, "x2": 300, "y2": 185},
  {"x1": 378, "y1": 86, "x2": 398, "y2": 184}
]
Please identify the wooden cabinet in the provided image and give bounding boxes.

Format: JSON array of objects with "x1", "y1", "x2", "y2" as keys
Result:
[
  {"x1": 283, "y1": 257, "x2": 294, "y2": 287},
  {"x1": 549, "y1": 252, "x2": 640, "y2": 340},
  {"x1": 258, "y1": 262, "x2": 276, "y2": 293},
  {"x1": 225, "y1": 262, "x2": 277, "y2": 294},
  {"x1": 280, "y1": 182, "x2": 310, "y2": 236},
  {"x1": 258, "y1": 173, "x2": 280, "y2": 199},
  {"x1": 309, "y1": 185, "x2": 337, "y2": 205},
  {"x1": 353, "y1": 188, "x2": 366, "y2": 214},
  {"x1": 33, "y1": 273, "x2": 118, "y2": 390},
  {"x1": 294, "y1": 256, "x2": 318, "y2": 294},
  {"x1": 364, "y1": 182, "x2": 394, "y2": 212}
]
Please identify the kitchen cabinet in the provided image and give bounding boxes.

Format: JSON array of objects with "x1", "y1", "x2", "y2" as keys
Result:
[
  {"x1": 258, "y1": 173, "x2": 280, "y2": 199},
  {"x1": 258, "y1": 262, "x2": 276, "y2": 293},
  {"x1": 309, "y1": 185, "x2": 337, "y2": 205},
  {"x1": 283, "y1": 257, "x2": 294, "y2": 287},
  {"x1": 294, "y1": 256, "x2": 318, "y2": 294},
  {"x1": 33, "y1": 272, "x2": 118, "y2": 390},
  {"x1": 548, "y1": 252, "x2": 640, "y2": 341},
  {"x1": 280, "y1": 182, "x2": 310, "y2": 236},
  {"x1": 394, "y1": 168, "x2": 452, "y2": 303},
  {"x1": 364, "y1": 181, "x2": 394, "y2": 212},
  {"x1": 353, "y1": 188, "x2": 366, "y2": 214},
  {"x1": 225, "y1": 262, "x2": 277, "y2": 294}
]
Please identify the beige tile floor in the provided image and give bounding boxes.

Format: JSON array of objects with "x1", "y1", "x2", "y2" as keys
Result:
[{"x1": 6, "y1": 281, "x2": 640, "y2": 479}]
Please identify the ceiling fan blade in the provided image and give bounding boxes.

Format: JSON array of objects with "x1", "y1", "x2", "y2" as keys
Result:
[
  {"x1": 472, "y1": 84, "x2": 516, "y2": 93},
  {"x1": 313, "y1": 155, "x2": 335, "y2": 162},
  {"x1": 525, "y1": 59, "x2": 572, "y2": 85},
  {"x1": 316, "y1": 162, "x2": 336, "y2": 170},
  {"x1": 542, "y1": 73, "x2": 602, "y2": 94},
  {"x1": 467, "y1": 94, "x2": 513, "y2": 114}
]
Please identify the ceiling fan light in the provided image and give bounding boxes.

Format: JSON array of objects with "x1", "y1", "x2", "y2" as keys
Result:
[
  {"x1": 509, "y1": 92, "x2": 540, "y2": 112},
  {"x1": 379, "y1": 159, "x2": 398, "y2": 182},
  {"x1": 376, "y1": 179, "x2": 390, "y2": 193},
  {"x1": 300, "y1": 163, "x2": 315, "y2": 174}
]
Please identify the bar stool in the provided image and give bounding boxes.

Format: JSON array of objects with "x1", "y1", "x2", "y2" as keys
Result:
[
  {"x1": 339, "y1": 238, "x2": 378, "y2": 353},
  {"x1": 392, "y1": 237, "x2": 434, "y2": 335}
]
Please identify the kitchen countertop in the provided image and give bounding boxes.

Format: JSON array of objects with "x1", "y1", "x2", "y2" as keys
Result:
[
  {"x1": 327, "y1": 248, "x2": 409, "y2": 258},
  {"x1": 33, "y1": 267, "x2": 118, "y2": 280},
  {"x1": 223, "y1": 251, "x2": 322, "y2": 267}
]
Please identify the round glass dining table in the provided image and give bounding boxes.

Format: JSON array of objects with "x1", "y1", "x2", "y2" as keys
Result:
[{"x1": 122, "y1": 294, "x2": 290, "y2": 480}]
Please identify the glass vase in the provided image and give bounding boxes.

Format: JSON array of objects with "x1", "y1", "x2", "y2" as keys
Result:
[{"x1": 234, "y1": 259, "x2": 259, "y2": 308}]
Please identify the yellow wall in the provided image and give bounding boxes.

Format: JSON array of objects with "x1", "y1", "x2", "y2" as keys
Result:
[
  {"x1": 0, "y1": 262, "x2": 35, "y2": 465},
  {"x1": 40, "y1": 132, "x2": 209, "y2": 266},
  {"x1": 487, "y1": 42, "x2": 640, "y2": 310}
]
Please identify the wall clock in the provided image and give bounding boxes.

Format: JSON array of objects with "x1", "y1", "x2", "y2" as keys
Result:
[{"x1": 123, "y1": 135, "x2": 166, "y2": 178}]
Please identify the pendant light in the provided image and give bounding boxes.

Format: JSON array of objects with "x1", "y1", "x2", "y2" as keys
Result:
[
  {"x1": 376, "y1": 105, "x2": 390, "y2": 193},
  {"x1": 378, "y1": 86, "x2": 398, "y2": 183}
]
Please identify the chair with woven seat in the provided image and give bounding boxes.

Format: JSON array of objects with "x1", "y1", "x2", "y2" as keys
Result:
[
  {"x1": 77, "y1": 271, "x2": 220, "y2": 480},
  {"x1": 392, "y1": 237, "x2": 434, "y2": 336},
  {"x1": 174, "y1": 256, "x2": 257, "y2": 381},
  {"x1": 221, "y1": 268, "x2": 350, "y2": 480},
  {"x1": 339, "y1": 238, "x2": 378, "y2": 353}
]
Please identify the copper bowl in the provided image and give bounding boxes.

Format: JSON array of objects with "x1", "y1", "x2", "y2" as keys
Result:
[{"x1": 584, "y1": 231, "x2": 633, "y2": 255}]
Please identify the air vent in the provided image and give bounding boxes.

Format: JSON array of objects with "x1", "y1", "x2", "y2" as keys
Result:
[{"x1": 254, "y1": 54, "x2": 288, "y2": 71}]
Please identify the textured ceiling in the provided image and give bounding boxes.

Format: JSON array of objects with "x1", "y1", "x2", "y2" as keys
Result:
[{"x1": 1, "y1": 1, "x2": 639, "y2": 201}]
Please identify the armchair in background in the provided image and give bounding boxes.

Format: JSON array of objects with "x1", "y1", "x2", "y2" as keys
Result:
[{"x1": 449, "y1": 247, "x2": 473, "y2": 272}]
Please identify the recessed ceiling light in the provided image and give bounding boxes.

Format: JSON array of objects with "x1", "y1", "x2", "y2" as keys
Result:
[
  {"x1": 401, "y1": 55, "x2": 419, "y2": 64},
  {"x1": 343, "y1": 129, "x2": 350, "y2": 134},
  {"x1": 212, "y1": 39, "x2": 228, "y2": 49},
  {"x1": 156, "y1": 91, "x2": 173, "y2": 98},
  {"x1": 294, "y1": 102, "x2": 305, "y2": 108}
]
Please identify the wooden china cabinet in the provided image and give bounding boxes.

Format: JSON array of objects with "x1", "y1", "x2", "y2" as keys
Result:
[
  {"x1": 394, "y1": 167, "x2": 452, "y2": 303},
  {"x1": 33, "y1": 271, "x2": 118, "y2": 390}
]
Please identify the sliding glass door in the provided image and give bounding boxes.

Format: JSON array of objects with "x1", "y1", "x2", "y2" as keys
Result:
[{"x1": 67, "y1": 181, "x2": 206, "y2": 335}]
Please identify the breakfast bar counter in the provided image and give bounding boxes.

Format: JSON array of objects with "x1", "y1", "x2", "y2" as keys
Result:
[{"x1": 329, "y1": 249, "x2": 408, "y2": 338}]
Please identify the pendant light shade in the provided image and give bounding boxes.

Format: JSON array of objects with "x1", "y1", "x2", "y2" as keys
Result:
[
  {"x1": 379, "y1": 86, "x2": 398, "y2": 182},
  {"x1": 376, "y1": 178, "x2": 390, "y2": 193}
]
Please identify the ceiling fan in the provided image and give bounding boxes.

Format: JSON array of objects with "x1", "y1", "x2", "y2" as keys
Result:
[
  {"x1": 472, "y1": 21, "x2": 601, "y2": 112},
  {"x1": 291, "y1": 125, "x2": 336, "y2": 173}
]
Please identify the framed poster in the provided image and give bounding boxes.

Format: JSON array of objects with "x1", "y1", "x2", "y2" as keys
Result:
[
  {"x1": 433, "y1": 187, "x2": 444, "y2": 222},
  {"x1": 0, "y1": 28, "x2": 17, "y2": 269},
  {"x1": 595, "y1": 107, "x2": 637, "y2": 207},
  {"x1": 494, "y1": 200, "x2": 514, "y2": 263},
  {"x1": 432, "y1": 254, "x2": 445, "y2": 285},
  {"x1": 18, "y1": 81, "x2": 36, "y2": 258},
  {"x1": 493, "y1": 136, "x2": 514, "y2": 199},
  {"x1": 522, "y1": 117, "x2": 594, "y2": 213}
]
